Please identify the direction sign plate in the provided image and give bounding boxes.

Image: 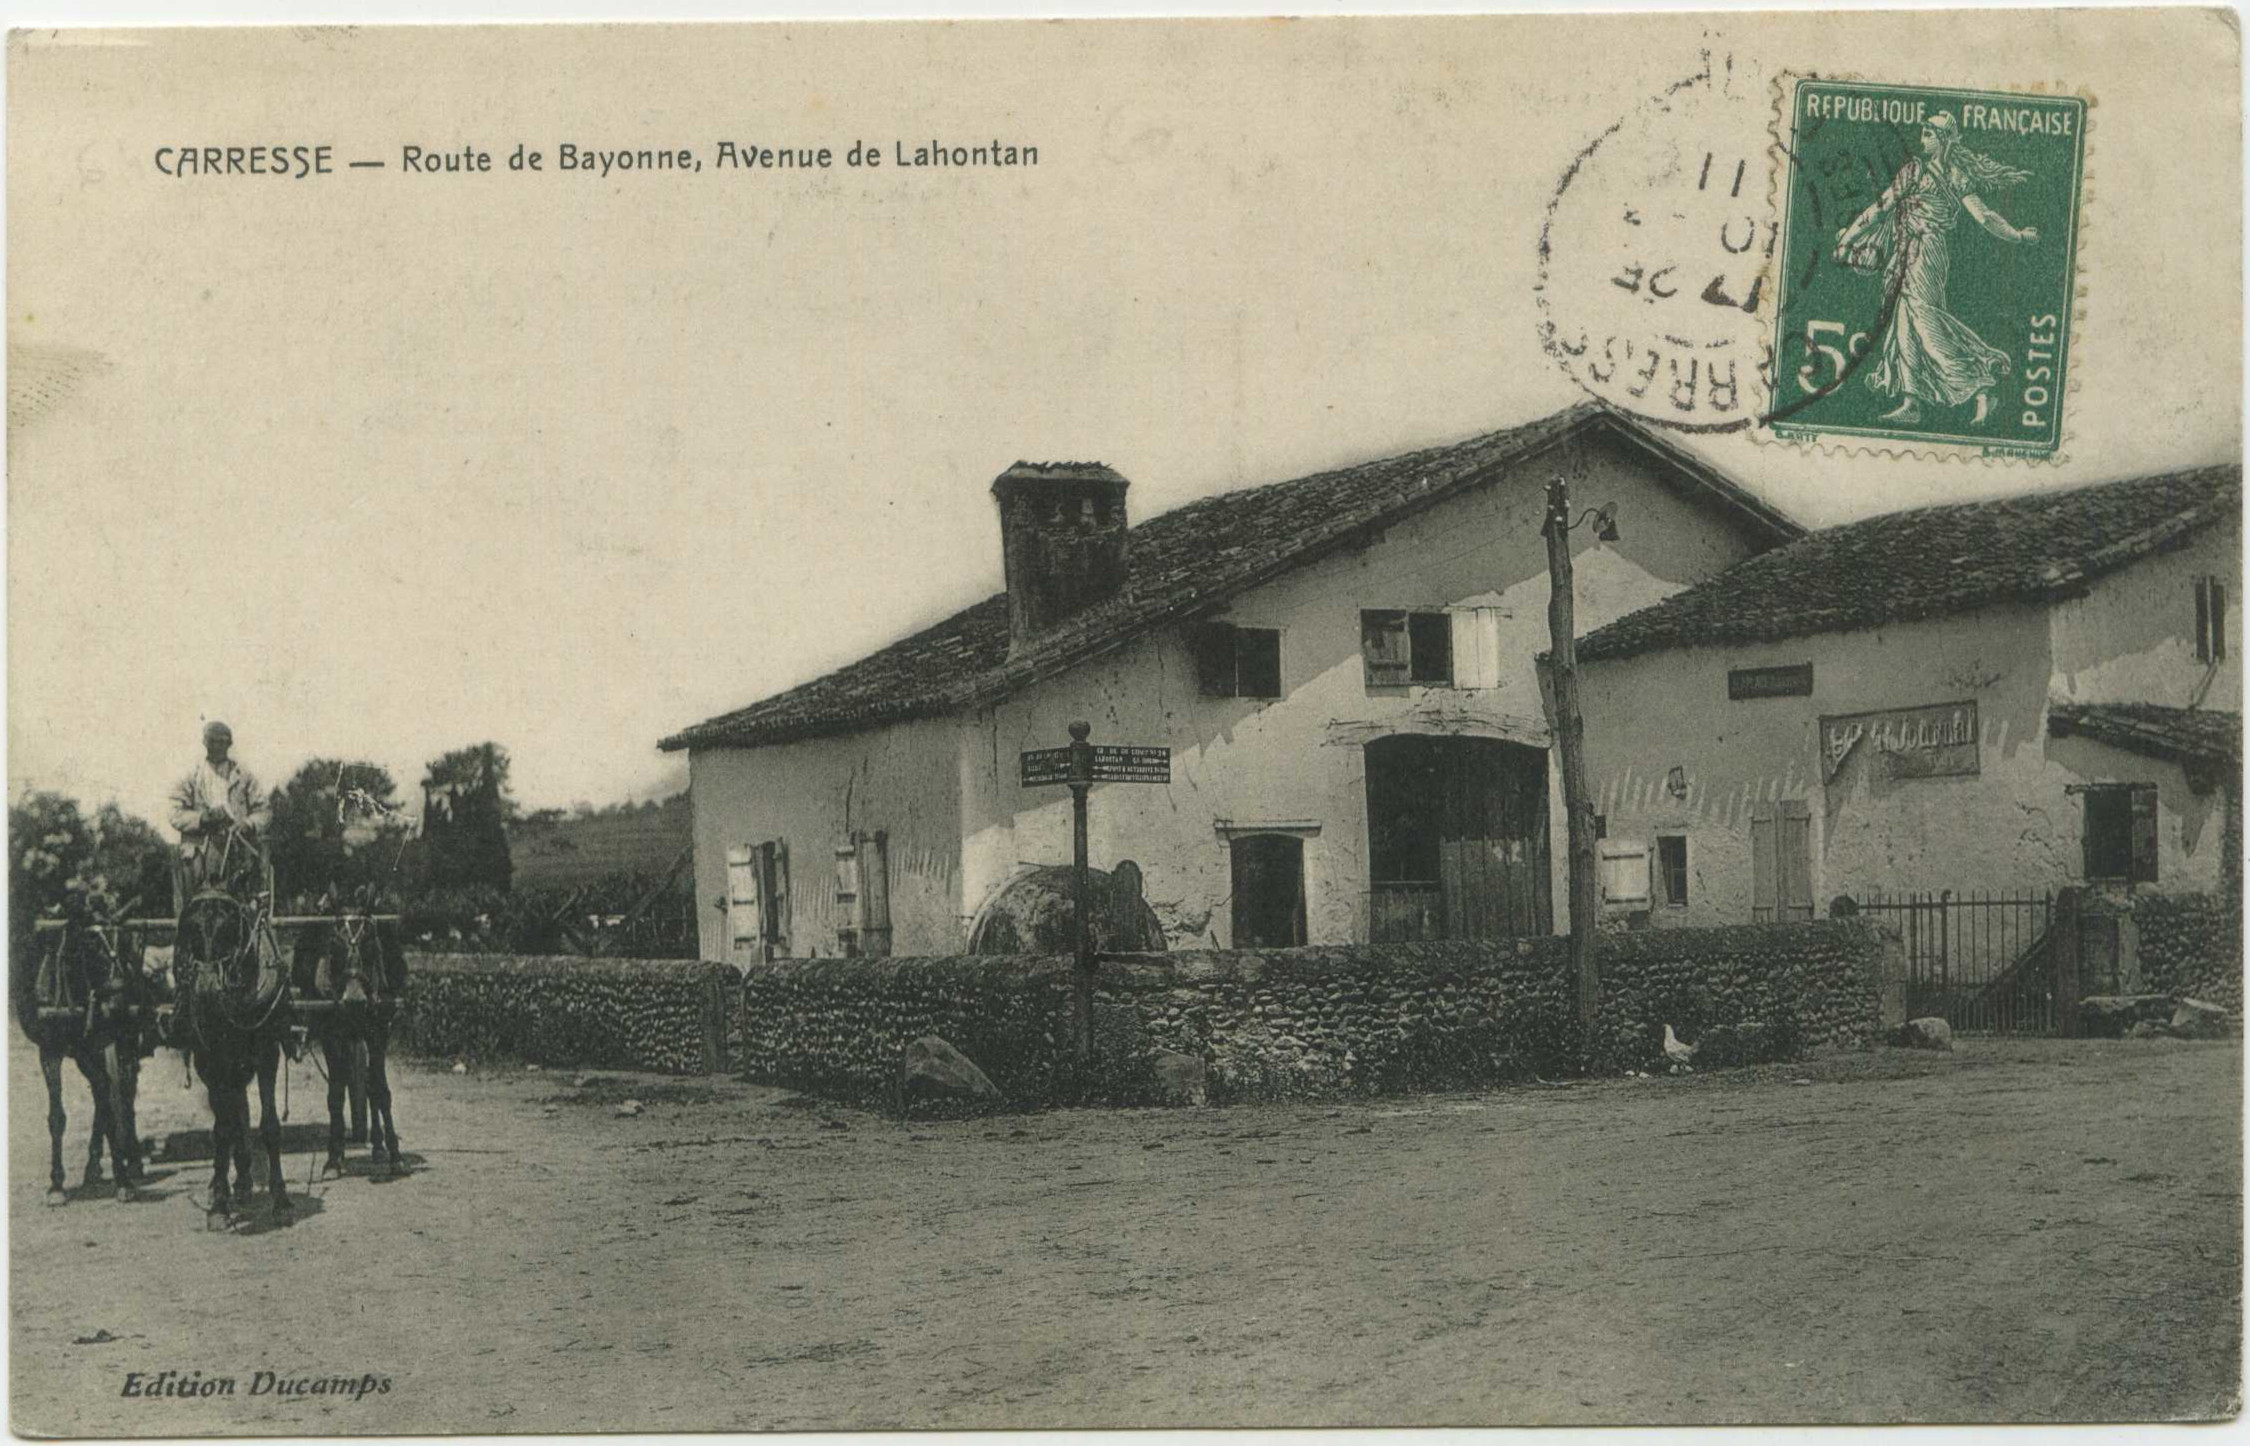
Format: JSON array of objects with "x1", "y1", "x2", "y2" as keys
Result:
[
  {"x1": 1089, "y1": 745, "x2": 1170, "y2": 783},
  {"x1": 1020, "y1": 746, "x2": 1074, "y2": 787},
  {"x1": 1019, "y1": 743, "x2": 1172, "y2": 786}
]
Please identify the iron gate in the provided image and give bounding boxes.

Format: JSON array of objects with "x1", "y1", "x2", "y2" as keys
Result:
[{"x1": 1852, "y1": 890, "x2": 2059, "y2": 1035}]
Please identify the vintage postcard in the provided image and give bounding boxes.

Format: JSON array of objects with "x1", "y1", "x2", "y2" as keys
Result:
[{"x1": 7, "y1": 10, "x2": 2242, "y2": 1436}]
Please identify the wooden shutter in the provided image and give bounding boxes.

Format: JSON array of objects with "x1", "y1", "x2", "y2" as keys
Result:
[
  {"x1": 2197, "y1": 578, "x2": 2213, "y2": 662},
  {"x1": 1598, "y1": 842, "x2": 1651, "y2": 905},
  {"x1": 725, "y1": 846, "x2": 765, "y2": 962},
  {"x1": 2130, "y1": 785, "x2": 2160, "y2": 884},
  {"x1": 1777, "y1": 801, "x2": 1814, "y2": 921},
  {"x1": 860, "y1": 830, "x2": 892, "y2": 957},
  {"x1": 1362, "y1": 610, "x2": 1410, "y2": 687},
  {"x1": 2217, "y1": 582, "x2": 2229, "y2": 662},
  {"x1": 1451, "y1": 608, "x2": 1504, "y2": 689},
  {"x1": 1750, "y1": 806, "x2": 1777, "y2": 923}
]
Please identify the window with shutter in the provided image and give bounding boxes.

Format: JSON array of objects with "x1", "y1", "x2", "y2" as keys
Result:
[
  {"x1": 2081, "y1": 786, "x2": 2138, "y2": 881},
  {"x1": 1408, "y1": 611, "x2": 1454, "y2": 685},
  {"x1": 1361, "y1": 610, "x2": 1410, "y2": 688},
  {"x1": 2129, "y1": 785, "x2": 2160, "y2": 884},
  {"x1": 833, "y1": 840, "x2": 864, "y2": 956},
  {"x1": 759, "y1": 840, "x2": 790, "y2": 953},
  {"x1": 1235, "y1": 628, "x2": 1283, "y2": 699},
  {"x1": 1191, "y1": 622, "x2": 1283, "y2": 699},
  {"x1": 1190, "y1": 623, "x2": 1237, "y2": 695},
  {"x1": 1657, "y1": 835, "x2": 1689, "y2": 906}
]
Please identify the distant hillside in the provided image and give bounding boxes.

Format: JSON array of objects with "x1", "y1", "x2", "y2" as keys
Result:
[{"x1": 507, "y1": 794, "x2": 690, "y2": 890}]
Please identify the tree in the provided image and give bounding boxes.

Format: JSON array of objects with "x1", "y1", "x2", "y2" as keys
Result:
[
  {"x1": 420, "y1": 743, "x2": 514, "y2": 893},
  {"x1": 9, "y1": 791, "x2": 173, "y2": 950},
  {"x1": 269, "y1": 758, "x2": 409, "y2": 906}
]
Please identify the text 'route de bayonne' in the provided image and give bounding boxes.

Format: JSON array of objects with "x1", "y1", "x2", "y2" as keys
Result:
[{"x1": 149, "y1": 139, "x2": 1040, "y2": 180}]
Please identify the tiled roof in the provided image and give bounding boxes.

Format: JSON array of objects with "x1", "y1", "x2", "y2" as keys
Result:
[
  {"x1": 662, "y1": 405, "x2": 1802, "y2": 752},
  {"x1": 2048, "y1": 703, "x2": 2242, "y2": 771},
  {"x1": 1578, "y1": 464, "x2": 2242, "y2": 663}
]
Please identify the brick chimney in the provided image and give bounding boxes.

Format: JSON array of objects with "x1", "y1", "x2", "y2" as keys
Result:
[{"x1": 991, "y1": 462, "x2": 1131, "y2": 652}]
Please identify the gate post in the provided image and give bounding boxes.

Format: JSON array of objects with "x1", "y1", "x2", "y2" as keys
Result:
[{"x1": 2054, "y1": 886, "x2": 2082, "y2": 1039}]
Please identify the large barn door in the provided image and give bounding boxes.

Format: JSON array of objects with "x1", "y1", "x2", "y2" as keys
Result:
[{"x1": 1367, "y1": 736, "x2": 1551, "y2": 941}]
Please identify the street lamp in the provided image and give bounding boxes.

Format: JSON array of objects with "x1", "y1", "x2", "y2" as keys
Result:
[{"x1": 1542, "y1": 477, "x2": 1617, "y2": 1039}]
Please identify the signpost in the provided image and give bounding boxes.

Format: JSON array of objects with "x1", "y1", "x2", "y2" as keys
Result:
[{"x1": 1019, "y1": 721, "x2": 1171, "y2": 1061}]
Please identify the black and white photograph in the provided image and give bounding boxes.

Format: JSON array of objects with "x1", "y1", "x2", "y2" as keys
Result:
[{"x1": 4, "y1": 9, "x2": 2242, "y2": 1433}]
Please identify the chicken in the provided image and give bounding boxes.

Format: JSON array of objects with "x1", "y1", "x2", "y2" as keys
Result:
[{"x1": 1663, "y1": 1023, "x2": 1698, "y2": 1073}]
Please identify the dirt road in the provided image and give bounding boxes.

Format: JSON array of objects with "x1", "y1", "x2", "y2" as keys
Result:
[{"x1": 10, "y1": 1032, "x2": 2240, "y2": 1432}]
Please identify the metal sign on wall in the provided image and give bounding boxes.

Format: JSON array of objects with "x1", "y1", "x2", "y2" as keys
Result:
[{"x1": 1820, "y1": 701, "x2": 1980, "y2": 781}]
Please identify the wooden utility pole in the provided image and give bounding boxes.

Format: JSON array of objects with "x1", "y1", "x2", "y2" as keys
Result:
[{"x1": 1544, "y1": 477, "x2": 1601, "y2": 1033}]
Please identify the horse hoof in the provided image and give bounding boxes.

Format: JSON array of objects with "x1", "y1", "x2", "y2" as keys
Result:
[
  {"x1": 272, "y1": 1195, "x2": 294, "y2": 1215},
  {"x1": 320, "y1": 1161, "x2": 344, "y2": 1181},
  {"x1": 114, "y1": 1183, "x2": 134, "y2": 1203},
  {"x1": 44, "y1": 1188, "x2": 67, "y2": 1208}
]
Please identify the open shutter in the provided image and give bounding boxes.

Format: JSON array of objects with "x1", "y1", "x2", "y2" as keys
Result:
[
  {"x1": 1361, "y1": 610, "x2": 1410, "y2": 687},
  {"x1": 1749, "y1": 806, "x2": 1777, "y2": 923},
  {"x1": 860, "y1": 830, "x2": 892, "y2": 958},
  {"x1": 1450, "y1": 608, "x2": 1504, "y2": 689},
  {"x1": 1778, "y1": 801, "x2": 1814, "y2": 921},
  {"x1": 725, "y1": 846, "x2": 766, "y2": 963},
  {"x1": 2130, "y1": 786, "x2": 2160, "y2": 884}
]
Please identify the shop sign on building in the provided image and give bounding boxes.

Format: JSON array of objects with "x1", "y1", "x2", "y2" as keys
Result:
[{"x1": 1820, "y1": 701, "x2": 1979, "y2": 781}]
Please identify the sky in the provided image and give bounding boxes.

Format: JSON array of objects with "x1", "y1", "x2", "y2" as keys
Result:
[{"x1": 6, "y1": 11, "x2": 2241, "y2": 834}]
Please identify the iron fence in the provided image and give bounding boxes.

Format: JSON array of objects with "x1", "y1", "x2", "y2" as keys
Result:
[{"x1": 1851, "y1": 889, "x2": 2058, "y2": 1035}]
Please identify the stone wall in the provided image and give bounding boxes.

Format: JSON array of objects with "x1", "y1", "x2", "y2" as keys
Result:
[
  {"x1": 398, "y1": 952, "x2": 737, "y2": 1074},
  {"x1": 737, "y1": 921, "x2": 1889, "y2": 1106},
  {"x1": 2136, "y1": 894, "x2": 2244, "y2": 1018}
]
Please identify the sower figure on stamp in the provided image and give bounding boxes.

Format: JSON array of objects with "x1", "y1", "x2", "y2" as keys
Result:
[
  {"x1": 1834, "y1": 112, "x2": 2040, "y2": 428},
  {"x1": 168, "y1": 720, "x2": 273, "y2": 908}
]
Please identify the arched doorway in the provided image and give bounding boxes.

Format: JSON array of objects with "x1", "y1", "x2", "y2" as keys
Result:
[{"x1": 1364, "y1": 735, "x2": 1551, "y2": 941}]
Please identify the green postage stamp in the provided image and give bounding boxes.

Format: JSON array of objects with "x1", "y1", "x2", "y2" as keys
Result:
[{"x1": 1769, "y1": 79, "x2": 2086, "y2": 458}]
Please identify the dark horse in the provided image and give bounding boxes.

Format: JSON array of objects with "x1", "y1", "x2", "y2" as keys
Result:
[
  {"x1": 12, "y1": 885, "x2": 153, "y2": 1204},
  {"x1": 291, "y1": 894, "x2": 406, "y2": 1177},
  {"x1": 173, "y1": 876, "x2": 295, "y2": 1225}
]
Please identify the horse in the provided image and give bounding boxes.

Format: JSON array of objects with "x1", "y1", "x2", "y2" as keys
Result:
[
  {"x1": 171, "y1": 877, "x2": 295, "y2": 1225},
  {"x1": 12, "y1": 887, "x2": 154, "y2": 1205},
  {"x1": 291, "y1": 895, "x2": 406, "y2": 1177}
]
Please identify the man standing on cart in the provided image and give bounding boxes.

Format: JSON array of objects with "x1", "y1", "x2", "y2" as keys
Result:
[{"x1": 169, "y1": 720, "x2": 272, "y2": 903}]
